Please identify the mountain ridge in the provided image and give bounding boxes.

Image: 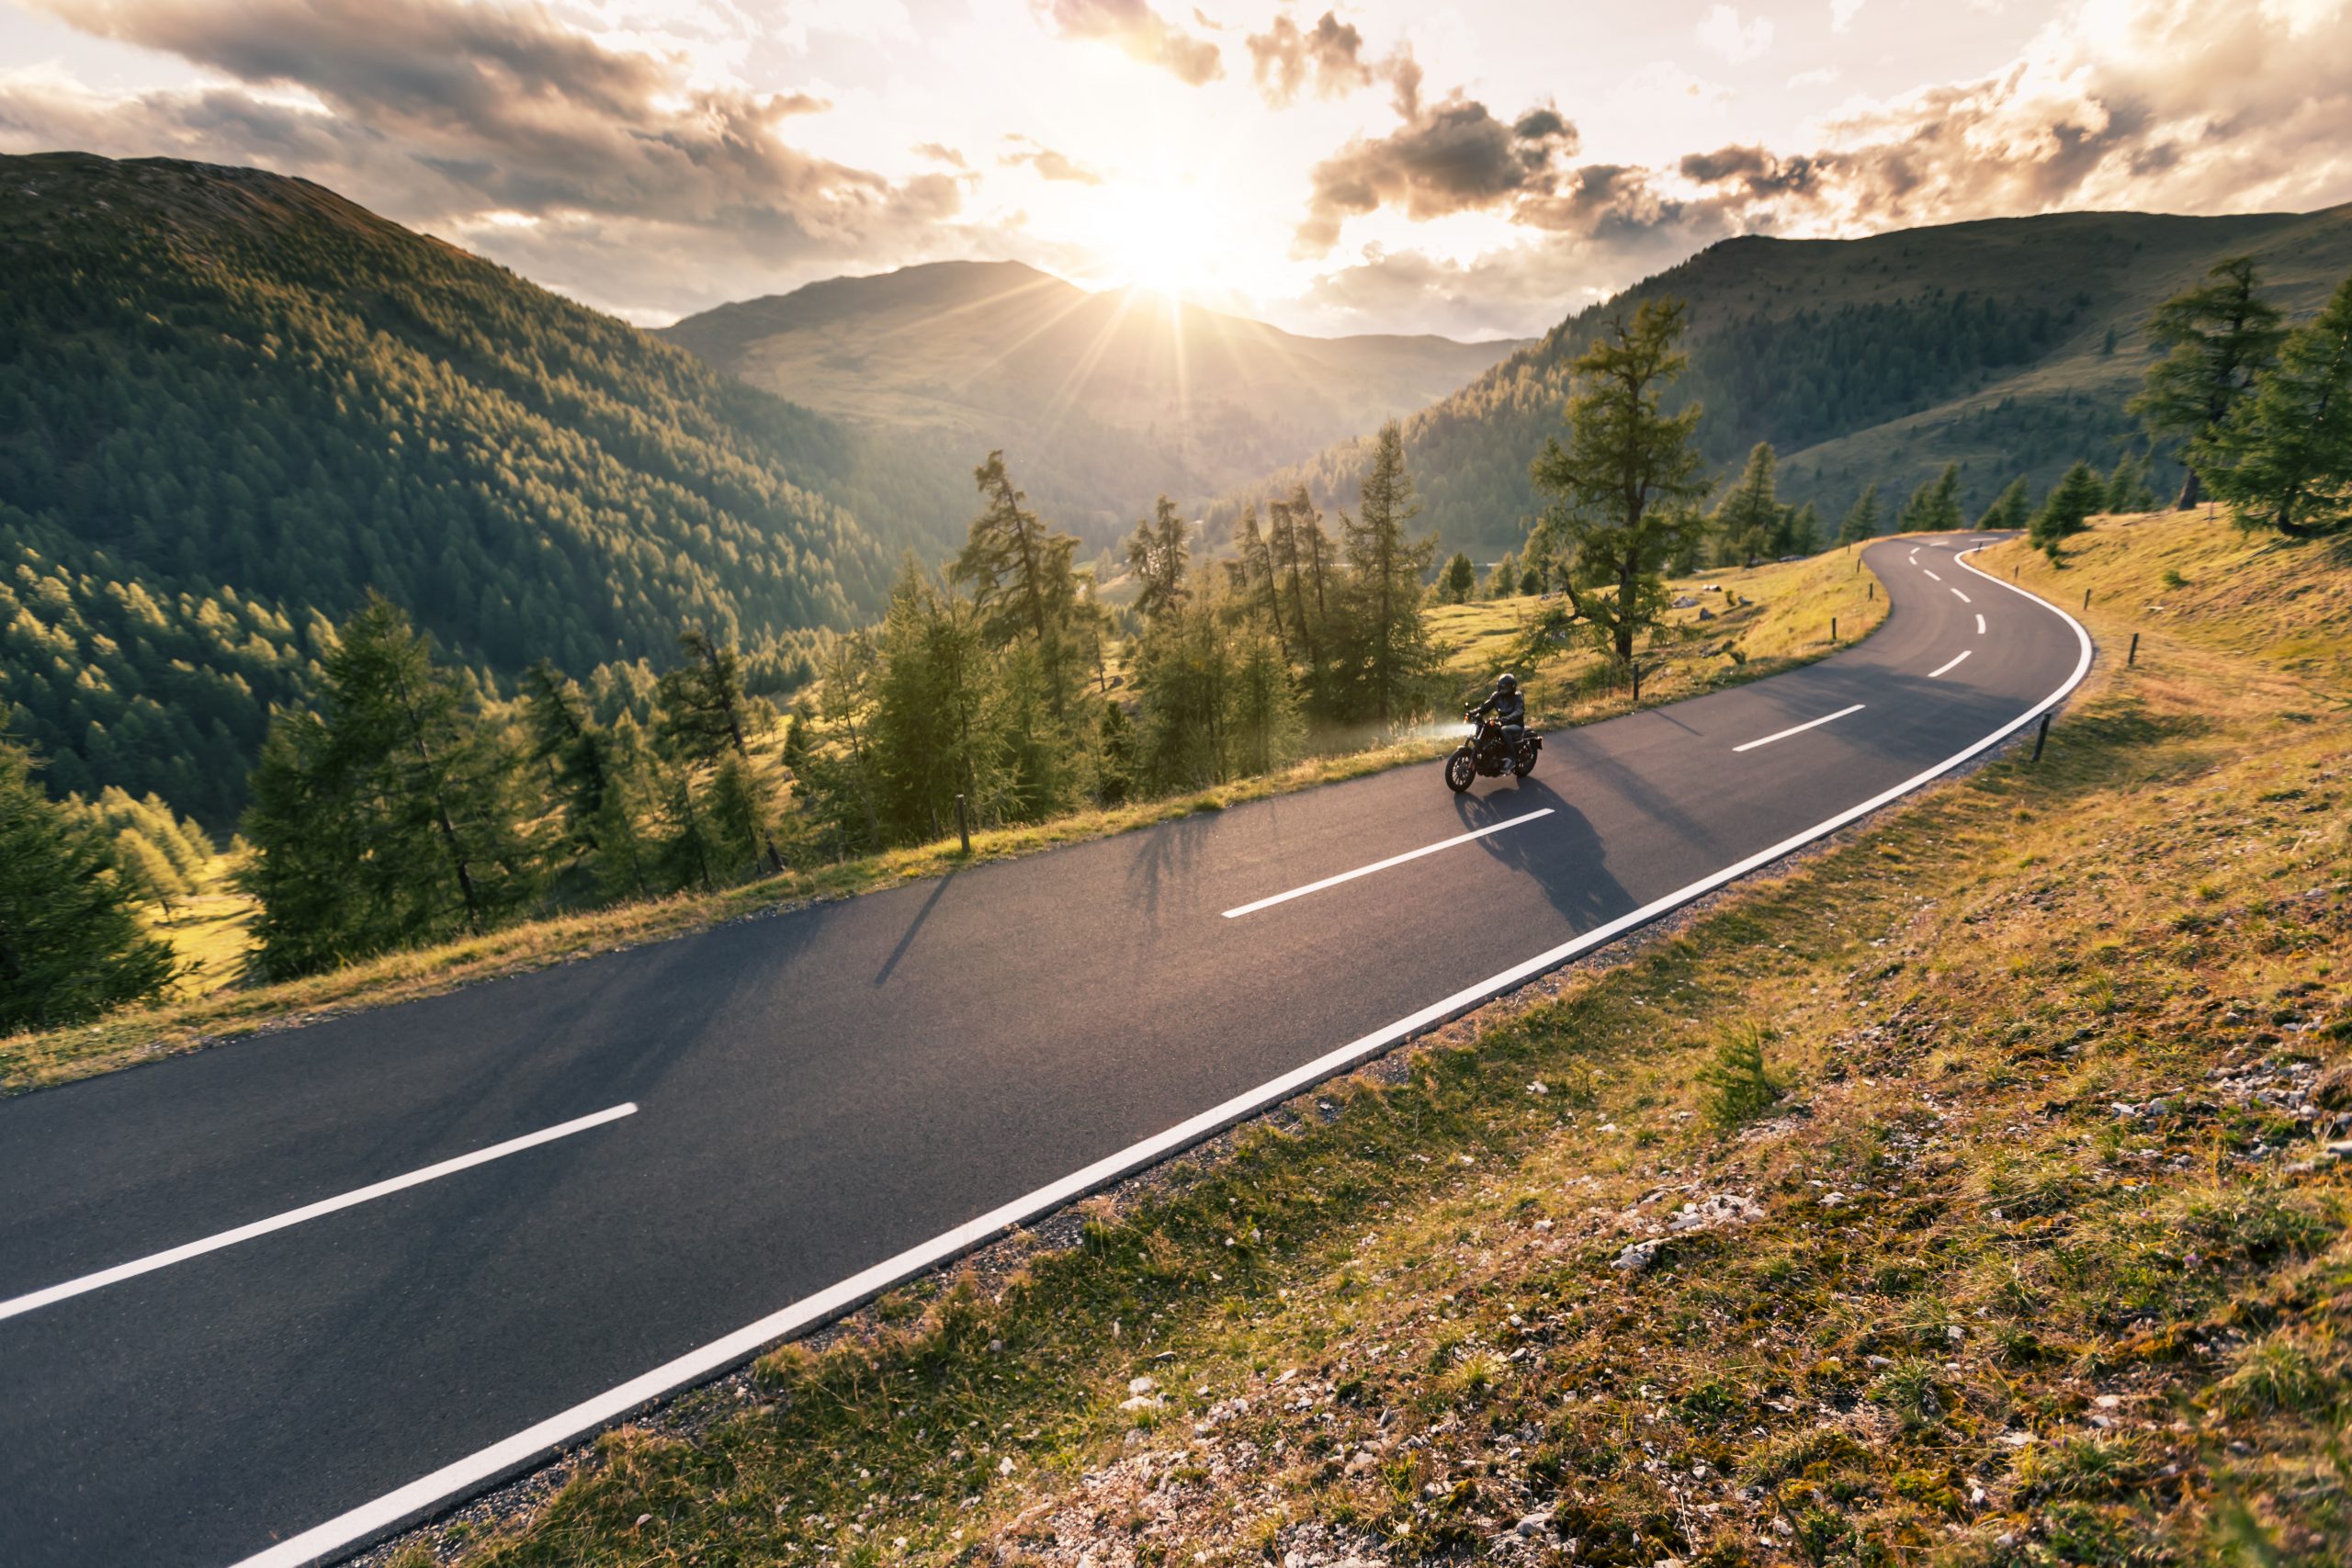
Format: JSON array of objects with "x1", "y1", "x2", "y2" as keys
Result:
[{"x1": 1211, "y1": 203, "x2": 2352, "y2": 559}]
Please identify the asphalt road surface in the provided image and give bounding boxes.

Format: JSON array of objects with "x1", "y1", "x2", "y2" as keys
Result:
[{"x1": 0, "y1": 536, "x2": 2090, "y2": 1567}]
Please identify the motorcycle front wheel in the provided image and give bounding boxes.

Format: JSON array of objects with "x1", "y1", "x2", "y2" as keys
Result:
[{"x1": 1444, "y1": 749, "x2": 1476, "y2": 793}]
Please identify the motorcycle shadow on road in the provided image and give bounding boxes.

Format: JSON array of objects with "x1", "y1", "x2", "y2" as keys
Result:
[{"x1": 1451, "y1": 775, "x2": 1633, "y2": 934}]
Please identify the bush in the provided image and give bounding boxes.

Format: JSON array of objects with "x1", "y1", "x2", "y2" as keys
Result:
[{"x1": 1696, "y1": 1020, "x2": 1787, "y2": 1129}]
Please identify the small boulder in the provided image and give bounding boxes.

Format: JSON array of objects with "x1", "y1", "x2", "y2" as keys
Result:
[{"x1": 1612, "y1": 1239, "x2": 1663, "y2": 1272}]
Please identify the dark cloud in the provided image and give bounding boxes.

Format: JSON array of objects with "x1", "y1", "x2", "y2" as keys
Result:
[
  {"x1": 1001, "y1": 136, "x2": 1107, "y2": 185},
  {"x1": 1035, "y1": 0, "x2": 1223, "y2": 86},
  {"x1": 1294, "y1": 91, "x2": 1577, "y2": 255},
  {"x1": 1677, "y1": 143, "x2": 1823, "y2": 198},
  {"x1": 1244, "y1": 11, "x2": 1371, "y2": 106}
]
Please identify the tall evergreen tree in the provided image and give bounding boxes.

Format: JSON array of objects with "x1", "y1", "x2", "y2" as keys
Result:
[
  {"x1": 1975, "y1": 476, "x2": 2033, "y2": 532},
  {"x1": 1527, "y1": 298, "x2": 1711, "y2": 665},
  {"x1": 1337, "y1": 421, "x2": 1440, "y2": 728},
  {"x1": 1124, "y1": 497, "x2": 1191, "y2": 622},
  {"x1": 1711, "y1": 442, "x2": 1785, "y2": 565},
  {"x1": 2195, "y1": 270, "x2": 2352, "y2": 536},
  {"x1": 2129, "y1": 256, "x2": 2287, "y2": 509},
  {"x1": 655, "y1": 630, "x2": 785, "y2": 875},
  {"x1": 1442, "y1": 552, "x2": 1476, "y2": 604},
  {"x1": 2101, "y1": 455, "x2": 2160, "y2": 513},
  {"x1": 1837, "y1": 483, "x2": 1883, "y2": 545},
  {"x1": 1898, "y1": 463, "x2": 1964, "y2": 533},
  {"x1": 239, "y1": 594, "x2": 534, "y2": 978},
  {"x1": 2030, "y1": 462, "x2": 2109, "y2": 562},
  {"x1": 1487, "y1": 549, "x2": 1520, "y2": 599},
  {"x1": 1, "y1": 733, "x2": 176, "y2": 1031},
  {"x1": 956, "y1": 452, "x2": 1083, "y2": 711}
]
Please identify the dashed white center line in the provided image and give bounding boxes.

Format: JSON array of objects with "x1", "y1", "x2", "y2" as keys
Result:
[
  {"x1": 1975, "y1": 614, "x2": 1987, "y2": 634},
  {"x1": 1951, "y1": 588, "x2": 1971, "y2": 604},
  {"x1": 1732, "y1": 703, "x2": 1866, "y2": 753},
  {"x1": 1221, "y1": 808, "x2": 1554, "y2": 918},
  {"x1": 1922, "y1": 569, "x2": 1942, "y2": 581},
  {"x1": 1928, "y1": 649, "x2": 1973, "y2": 679},
  {"x1": 0, "y1": 1102, "x2": 640, "y2": 1323}
]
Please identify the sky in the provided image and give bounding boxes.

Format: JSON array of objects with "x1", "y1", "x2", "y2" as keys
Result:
[{"x1": 5, "y1": 0, "x2": 2351, "y2": 340}]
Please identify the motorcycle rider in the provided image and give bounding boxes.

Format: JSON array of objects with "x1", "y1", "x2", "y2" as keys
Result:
[{"x1": 1476, "y1": 672, "x2": 1526, "y2": 762}]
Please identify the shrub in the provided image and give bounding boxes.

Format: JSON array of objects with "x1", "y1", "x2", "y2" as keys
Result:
[{"x1": 1697, "y1": 1020, "x2": 1788, "y2": 1129}]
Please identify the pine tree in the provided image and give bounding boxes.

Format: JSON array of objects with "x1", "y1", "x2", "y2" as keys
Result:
[
  {"x1": 1711, "y1": 442, "x2": 1784, "y2": 566},
  {"x1": 111, "y1": 826, "x2": 189, "y2": 917},
  {"x1": 1899, "y1": 464, "x2": 1963, "y2": 533},
  {"x1": 1487, "y1": 549, "x2": 1519, "y2": 599},
  {"x1": 1336, "y1": 421, "x2": 1440, "y2": 728},
  {"x1": 2102, "y1": 456, "x2": 2159, "y2": 514},
  {"x1": 956, "y1": 452, "x2": 1082, "y2": 710},
  {"x1": 1231, "y1": 504, "x2": 1288, "y2": 658},
  {"x1": 2195, "y1": 270, "x2": 2352, "y2": 536},
  {"x1": 1784, "y1": 501, "x2": 1823, "y2": 556},
  {"x1": 1125, "y1": 497, "x2": 1191, "y2": 621},
  {"x1": 1, "y1": 734, "x2": 176, "y2": 1031},
  {"x1": 239, "y1": 594, "x2": 533, "y2": 978},
  {"x1": 1975, "y1": 476, "x2": 2032, "y2": 532},
  {"x1": 2030, "y1": 462, "x2": 2108, "y2": 562},
  {"x1": 1442, "y1": 552, "x2": 1476, "y2": 604},
  {"x1": 2129, "y1": 256, "x2": 2287, "y2": 508},
  {"x1": 655, "y1": 629, "x2": 784, "y2": 874},
  {"x1": 1837, "y1": 484, "x2": 1882, "y2": 545},
  {"x1": 1095, "y1": 701, "x2": 1135, "y2": 807},
  {"x1": 1527, "y1": 298, "x2": 1711, "y2": 665},
  {"x1": 870, "y1": 563, "x2": 1002, "y2": 840}
]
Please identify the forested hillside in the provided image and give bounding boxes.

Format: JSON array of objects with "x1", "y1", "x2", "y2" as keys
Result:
[
  {"x1": 662, "y1": 261, "x2": 1521, "y2": 551},
  {"x1": 1217, "y1": 206, "x2": 2352, "y2": 559},
  {"x1": 0, "y1": 153, "x2": 933, "y2": 823}
]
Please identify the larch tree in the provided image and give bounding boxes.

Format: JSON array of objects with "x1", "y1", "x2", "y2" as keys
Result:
[
  {"x1": 1338, "y1": 421, "x2": 1440, "y2": 728},
  {"x1": 956, "y1": 451, "x2": 1083, "y2": 712},
  {"x1": 2030, "y1": 462, "x2": 2109, "y2": 562},
  {"x1": 2194, "y1": 270, "x2": 2352, "y2": 536},
  {"x1": 2129, "y1": 255, "x2": 2287, "y2": 509},
  {"x1": 1837, "y1": 484, "x2": 1883, "y2": 545},
  {"x1": 1711, "y1": 441, "x2": 1785, "y2": 566},
  {"x1": 1125, "y1": 496, "x2": 1191, "y2": 621},
  {"x1": 655, "y1": 629, "x2": 784, "y2": 875},
  {"x1": 0, "y1": 734, "x2": 176, "y2": 1031},
  {"x1": 1527, "y1": 298, "x2": 1712, "y2": 666},
  {"x1": 1442, "y1": 552, "x2": 1476, "y2": 604},
  {"x1": 1974, "y1": 477, "x2": 2032, "y2": 532}
]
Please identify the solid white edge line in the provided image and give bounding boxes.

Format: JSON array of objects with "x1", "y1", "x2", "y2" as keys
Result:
[
  {"x1": 1221, "y1": 808, "x2": 1554, "y2": 918},
  {"x1": 227, "y1": 547, "x2": 2093, "y2": 1568},
  {"x1": 1730, "y1": 703, "x2": 1865, "y2": 753},
  {"x1": 1951, "y1": 589, "x2": 1971, "y2": 604},
  {"x1": 1928, "y1": 649, "x2": 1973, "y2": 679},
  {"x1": 1, "y1": 1105, "x2": 639, "y2": 1324}
]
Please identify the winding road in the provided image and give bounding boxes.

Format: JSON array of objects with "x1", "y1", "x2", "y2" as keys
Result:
[{"x1": 0, "y1": 536, "x2": 2090, "y2": 1567}]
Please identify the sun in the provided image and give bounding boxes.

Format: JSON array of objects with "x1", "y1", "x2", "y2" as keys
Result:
[{"x1": 1093, "y1": 179, "x2": 1225, "y2": 299}]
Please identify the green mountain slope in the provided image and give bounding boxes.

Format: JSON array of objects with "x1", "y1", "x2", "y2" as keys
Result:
[
  {"x1": 0, "y1": 153, "x2": 922, "y2": 824},
  {"x1": 662, "y1": 261, "x2": 1523, "y2": 549},
  {"x1": 1215, "y1": 207, "x2": 2352, "y2": 559}
]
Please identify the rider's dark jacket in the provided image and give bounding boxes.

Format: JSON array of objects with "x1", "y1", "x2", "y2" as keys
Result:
[{"x1": 1478, "y1": 685, "x2": 1526, "y2": 728}]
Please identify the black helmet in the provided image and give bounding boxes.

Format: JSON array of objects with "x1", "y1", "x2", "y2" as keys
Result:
[{"x1": 1496, "y1": 672, "x2": 1519, "y2": 694}]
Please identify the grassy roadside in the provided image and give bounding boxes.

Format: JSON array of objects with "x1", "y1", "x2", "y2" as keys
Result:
[
  {"x1": 388, "y1": 511, "x2": 2349, "y2": 1568},
  {"x1": 3, "y1": 549, "x2": 1883, "y2": 1099}
]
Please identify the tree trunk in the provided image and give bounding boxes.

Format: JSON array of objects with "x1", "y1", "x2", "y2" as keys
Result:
[{"x1": 2176, "y1": 468, "x2": 2202, "y2": 510}]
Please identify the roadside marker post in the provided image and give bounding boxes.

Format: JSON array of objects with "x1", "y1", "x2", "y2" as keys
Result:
[
  {"x1": 1830, "y1": 616, "x2": 1838, "y2": 644},
  {"x1": 2031, "y1": 712, "x2": 2052, "y2": 762},
  {"x1": 2082, "y1": 588, "x2": 2093, "y2": 612},
  {"x1": 2128, "y1": 631, "x2": 2139, "y2": 667},
  {"x1": 956, "y1": 793, "x2": 971, "y2": 855}
]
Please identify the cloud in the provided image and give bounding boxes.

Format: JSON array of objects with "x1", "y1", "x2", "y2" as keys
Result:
[
  {"x1": 1294, "y1": 92, "x2": 1579, "y2": 254},
  {"x1": 2, "y1": 0, "x2": 987, "y2": 318},
  {"x1": 1244, "y1": 10, "x2": 1374, "y2": 106},
  {"x1": 1830, "y1": 0, "x2": 1865, "y2": 31},
  {"x1": 1695, "y1": 5, "x2": 1774, "y2": 63},
  {"x1": 1000, "y1": 135, "x2": 1107, "y2": 184},
  {"x1": 913, "y1": 141, "x2": 968, "y2": 169},
  {"x1": 1034, "y1": 0, "x2": 1223, "y2": 85}
]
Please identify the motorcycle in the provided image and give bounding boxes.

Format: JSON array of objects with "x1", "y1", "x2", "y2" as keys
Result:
[{"x1": 1444, "y1": 705, "x2": 1541, "y2": 793}]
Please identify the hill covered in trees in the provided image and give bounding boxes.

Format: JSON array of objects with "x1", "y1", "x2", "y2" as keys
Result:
[
  {"x1": 662, "y1": 261, "x2": 1522, "y2": 551},
  {"x1": 1218, "y1": 206, "x2": 2352, "y2": 560},
  {"x1": 0, "y1": 153, "x2": 949, "y2": 824}
]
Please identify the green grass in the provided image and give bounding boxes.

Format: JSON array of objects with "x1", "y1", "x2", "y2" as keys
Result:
[{"x1": 374, "y1": 510, "x2": 2352, "y2": 1567}]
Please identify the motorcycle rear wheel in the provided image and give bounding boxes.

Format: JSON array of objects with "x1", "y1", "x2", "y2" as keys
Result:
[
  {"x1": 1444, "y1": 750, "x2": 1476, "y2": 793},
  {"x1": 1512, "y1": 745, "x2": 1537, "y2": 779}
]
